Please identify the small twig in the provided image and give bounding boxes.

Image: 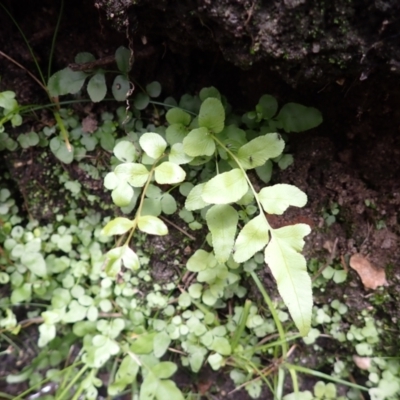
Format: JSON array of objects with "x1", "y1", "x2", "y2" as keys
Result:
[
  {"x1": 159, "y1": 216, "x2": 196, "y2": 240},
  {"x1": 68, "y1": 55, "x2": 115, "y2": 71},
  {"x1": 0, "y1": 50, "x2": 47, "y2": 92},
  {"x1": 229, "y1": 344, "x2": 298, "y2": 396},
  {"x1": 340, "y1": 254, "x2": 349, "y2": 272},
  {"x1": 167, "y1": 347, "x2": 187, "y2": 355},
  {"x1": 312, "y1": 237, "x2": 339, "y2": 282}
]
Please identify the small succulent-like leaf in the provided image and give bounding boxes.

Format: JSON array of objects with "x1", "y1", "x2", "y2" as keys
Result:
[
  {"x1": 166, "y1": 108, "x2": 191, "y2": 126},
  {"x1": 154, "y1": 161, "x2": 186, "y2": 184},
  {"x1": 276, "y1": 103, "x2": 323, "y2": 133},
  {"x1": 134, "y1": 93, "x2": 150, "y2": 110},
  {"x1": 161, "y1": 193, "x2": 177, "y2": 215},
  {"x1": 183, "y1": 127, "x2": 215, "y2": 157},
  {"x1": 237, "y1": 133, "x2": 284, "y2": 170},
  {"x1": 234, "y1": 214, "x2": 270, "y2": 263},
  {"x1": 138, "y1": 215, "x2": 168, "y2": 236},
  {"x1": 198, "y1": 98, "x2": 225, "y2": 133},
  {"x1": 202, "y1": 169, "x2": 248, "y2": 204},
  {"x1": 115, "y1": 46, "x2": 132, "y2": 73},
  {"x1": 185, "y1": 183, "x2": 209, "y2": 211},
  {"x1": 112, "y1": 75, "x2": 131, "y2": 101},
  {"x1": 146, "y1": 81, "x2": 162, "y2": 98},
  {"x1": 206, "y1": 205, "x2": 238, "y2": 263},
  {"x1": 87, "y1": 72, "x2": 107, "y2": 102},
  {"x1": 139, "y1": 132, "x2": 167, "y2": 159},
  {"x1": 264, "y1": 224, "x2": 312, "y2": 336},
  {"x1": 114, "y1": 163, "x2": 149, "y2": 187},
  {"x1": 258, "y1": 184, "x2": 307, "y2": 215},
  {"x1": 113, "y1": 140, "x2": 137, "y2": 163},
  {"x1": 101, "y1": 217, "x2": 134, "y2": 236}
]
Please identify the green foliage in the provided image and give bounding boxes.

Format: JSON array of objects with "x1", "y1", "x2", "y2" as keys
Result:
[
  {"x1": 48, "y1": 46, "x2": 133, "y2": 103},
  {"x1": 6, "y1": 72, "x2": 380, "y2": 400}
]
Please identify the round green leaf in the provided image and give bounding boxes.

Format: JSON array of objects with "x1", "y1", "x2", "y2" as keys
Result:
[
  {"x1": 21, "y1": 252, "x2": 47, "y2": 277},
  {"x1": 255, "y1": 160, "x2": 273, "y2": 184},
  {"x1": 115, "y1": 46, "x2": 132, "y2": 73},
  {"x1": 198, "y1": 98, "x2": 225, "y2": 133},
  {"x1": 114, "y1": 163, "x2": 149, "y2": 187},
  {"x1": 112, "y1": 182, "x2": 135, "y2": 207},
  {"x1": 166, "y1": 108, "x2": 191, "y2": 126},
  {"x1": 141, "y1": 198, "x2": 162, "y2": 217},
  {"x1": 50, "y1": 137, "x2": 74, "y2": 164},
  {"x1": 113, "y1": 140, "x2": 137, "y2": 163},
  {"x1": 112, "y1": 75, "x2": 131, "y2": 101},
  {"x1": 256, "y1": 94, "x2": 278, "y2": 119},
  {"x1": 185, "y1": 183, "x2": 209, "y2": 211},
  {"x1": 0, "y1": 91, "x2": 17, "y2": 109},
  {"x1": 187, "y1": 250, "x2": 215, "y2": 272},
  {"x1": 161, "y1": 193, "x2": 177, "y2": 215},
  {"x1": 138, "y1": 215, "x2": 168, "y2": 236},
  {"x1": 75, "y1": 52, "x2": 95, "y2": 64},
  {"x1": 179, "y1": 94, "x2": 201, "y2": 113},
  {"x1": 202, "y1": 289, "x2": 218, "y2": 306},
  {"x1": 169, "y1": 143, "x2": 193, "y2": 165},
  {"x1": 277, "y1": 103, "x2": 323, "y2": 133},
  {"x1": 208, "y1": 353, "x2": 224, "y2": 371},
  {"x1": 210, "y1": 336, "x2": 231, "y2": 356},
  {"x1": 154, "y1": 161, "x2": 186, "y2": 184},
  {"x1": 101, "y1": 217, "x2": 134, "y2": 236},
  {"x1": 47, "y1": 68, "x2": 87, "y2": 97},
  {"x1": 237, "y1": 133, "x2": 285, "y2": 169},
  {"x1": 199, "y1": 86, "x2": 221, "y2": 101},
  {"x1": 278, "y1": 154, "x2": 294, "y2": 170},
  {"x1": 104, "y1": 172, "x2": 119, "y2": 190},
  {"x1": 87, "y1": 72, "x2": 107, "y2": 102},
  {"x1": 166, "y1": 123, "x2": 188, "y2": 145},
  {"x1": 139, "y1": 132, "x2": 167, "y2": 159},
  {"x1": 183, "y1": 127, "x2": 215, "y2": 157},
  {"x1": 134, "y1": 93, "x2": 150, "y2": 110},
  {"x1": 258, "y1": 184, "x2": 307, "y2": 215},
  {"x1": 146, "y1": 81, "x2": 162, "y2": 98},
  {"x1": 202, "y1": 169, "x2": 248, "y2": 204}
]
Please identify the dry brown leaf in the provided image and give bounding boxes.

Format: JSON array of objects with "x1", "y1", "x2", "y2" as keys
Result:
[{"x1": 349, "y1": 253, "x2": 388, "y2": 290}]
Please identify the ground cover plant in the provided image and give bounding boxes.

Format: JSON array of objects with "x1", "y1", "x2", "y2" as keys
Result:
[
  {"x1": 2, "y1": 75, "x2": 395, "y2": 398},
  {"x1": 0, "y1": 4, "x2": 399, "y2": 397}
]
